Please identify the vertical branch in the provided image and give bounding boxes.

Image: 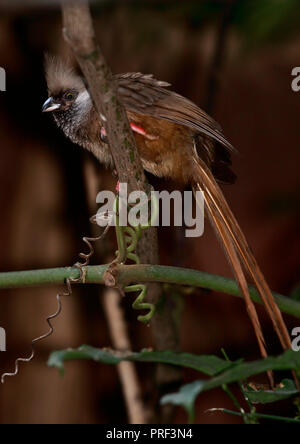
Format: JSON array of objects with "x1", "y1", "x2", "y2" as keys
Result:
[
  {"x1": 83, "y1": 160, "x2": 148, "y2": 424},
  {"x1": 103, "y1": 289, "x2": 148, "y2": 424},
  {"x1": 61, "y1": 0, "x2": 147, "y2": 191},
  {"x1": 61, "y1": 0, "x2": 181, "y2": 422}
]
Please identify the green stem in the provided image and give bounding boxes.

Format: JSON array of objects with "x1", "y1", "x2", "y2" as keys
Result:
[
  {"x1": 114, "y1": 195, "x2": 127, "y2": 263},
  {"x1": 222, "y1": 408, "x2": 300, "y2": 424},
  {"x1": 221, "y1": 348, "x2": 255, "y2": 413},
  {"x1": 0, "y1": 265, "x2": 299, "y2": 319}
]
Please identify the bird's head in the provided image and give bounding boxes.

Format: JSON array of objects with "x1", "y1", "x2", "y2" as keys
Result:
[{"x1": 42, "y1": 55, "x2": 89, "y2": 114}]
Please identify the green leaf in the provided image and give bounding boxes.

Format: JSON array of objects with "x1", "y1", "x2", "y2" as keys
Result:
[
  {"x1": 48, "y1": 347, "x2": 122, "y2": 375},
  {"x1": 49, "y1": 347, "x2": 300, "y2": 387},
  {"x1": 48, "y1": 345, "x2": 234, "y2": 376},
  {"x1": 161, "y1": 350, "x2": 300, "y2": 416},
  {"x1": 48, "y1": 345, "x2": 300, "y2": 421},
  {"x1": 244, "y1": 379, "x2": 299, "y2": 404},
  {"x1": 161, "y1": 381, "x2": 205, "y2": 424},
  {"x1": 202, "y1": 350, "x2": 300, "y2": 392},
  {"x1": 291, "y1": 285, "x2": 300, "y2": 302}
]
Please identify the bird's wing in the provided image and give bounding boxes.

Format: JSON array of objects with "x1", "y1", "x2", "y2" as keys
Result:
[{"x1": 115, "y1": 72, "x2": 235, "y2": 152}]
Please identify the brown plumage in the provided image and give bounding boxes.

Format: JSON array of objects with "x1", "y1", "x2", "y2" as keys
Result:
[{"x1": 43, "y1": 57, "x2": 294, "y2": 385}]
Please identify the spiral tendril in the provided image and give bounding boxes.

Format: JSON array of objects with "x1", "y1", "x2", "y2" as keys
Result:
[
  {"x1": 113, "y1": 194, "x2": 157, "y2": 323},
  {"x1": 1, "y1": 217, "x2": 110, "y2": 384}
]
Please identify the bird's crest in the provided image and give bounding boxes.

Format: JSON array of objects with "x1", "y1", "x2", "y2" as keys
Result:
[{"x1": 44, "y1": 54, "x2": 85, "y2": 96}]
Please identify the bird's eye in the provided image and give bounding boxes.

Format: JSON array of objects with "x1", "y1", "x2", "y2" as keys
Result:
[{"x1": 64, "y1": 92, "x2": 75, "y2": 101}]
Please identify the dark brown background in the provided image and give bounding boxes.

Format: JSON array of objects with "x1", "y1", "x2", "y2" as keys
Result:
[{"x1": 0, "y1": 0, "x2": 299, "y2": 424}]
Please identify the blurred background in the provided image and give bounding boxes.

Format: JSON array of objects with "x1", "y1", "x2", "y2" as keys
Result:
[{"x1": 0, "y1": 0, "x2": 299, "y2": 424}]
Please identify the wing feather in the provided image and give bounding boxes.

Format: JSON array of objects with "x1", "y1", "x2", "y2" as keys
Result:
[{"x1": 115, "y1": 73, "x2": 235, "y2": 152}]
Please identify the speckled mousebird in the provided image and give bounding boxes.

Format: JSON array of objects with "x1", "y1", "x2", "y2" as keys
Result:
[{"x1": 42, "y1": 56, "x2": 292, "y2": 373}]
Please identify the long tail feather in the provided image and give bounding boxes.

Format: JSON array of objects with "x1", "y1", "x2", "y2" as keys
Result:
[
  {"x1": 191, "y1": 155, "x2": 296, "y2": 387},
  {"x1": 194, "y1": 183, "x2": 274, "y2": 387},
  {"x1": 194, "y1": 186, "x2": 275, "y2": 385}
]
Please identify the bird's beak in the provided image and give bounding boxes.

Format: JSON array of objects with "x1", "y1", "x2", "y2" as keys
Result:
[{"x1": 42, "y1": 97, "x2": 61, "y2": 113}]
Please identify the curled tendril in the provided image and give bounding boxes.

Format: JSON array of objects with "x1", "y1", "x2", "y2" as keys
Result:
[
  {"x1": 1, "y1": 286, "x2": 69, "y2": 384},
  {"x1": 1, "y1": 217, "x2": 110, "y2": 384},
  {"x1": 114, "y1": 192, "x2": 159, "y2": 323},
  {"x1": 125, "y1": 284, "x2": 155, "y2": 323}
]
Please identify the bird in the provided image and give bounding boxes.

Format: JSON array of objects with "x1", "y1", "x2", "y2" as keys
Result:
[{"x1": 43, "y1": 56, "x2": 293, "y2": 385}]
